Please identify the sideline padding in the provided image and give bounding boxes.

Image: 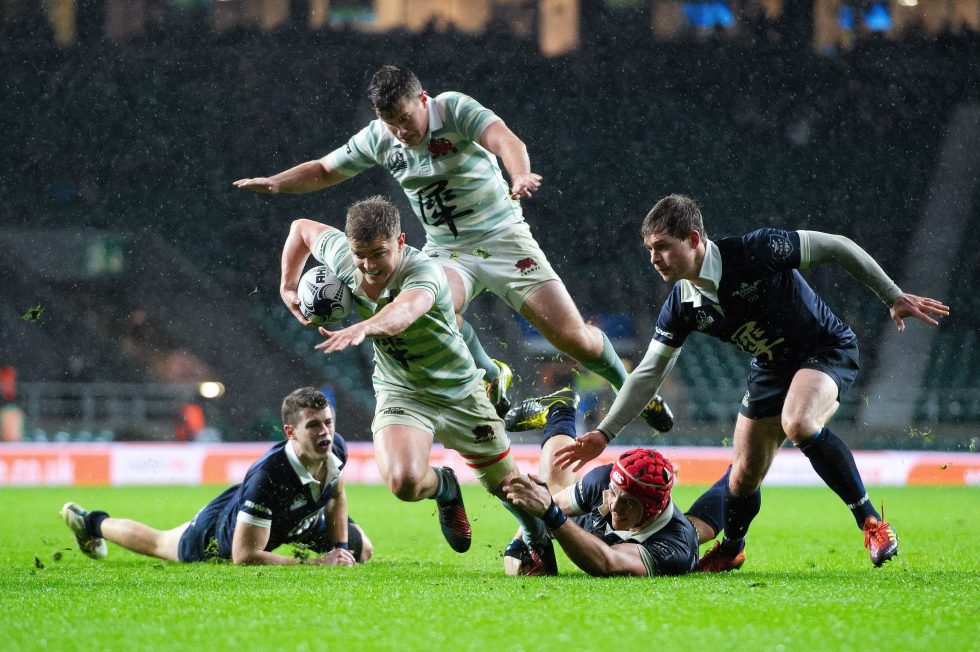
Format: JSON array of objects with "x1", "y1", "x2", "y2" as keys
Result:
[{"x1": 0, "y1": 443, "x2": 978, "y2": 487}]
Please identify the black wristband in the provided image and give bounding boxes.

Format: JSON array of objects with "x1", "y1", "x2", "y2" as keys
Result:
[
  {"x1": 333, "y1": 542, "x2": 350, "y2": 550},
  {"x1": 541, "y1": 500, "x2": 567, "y2": 531}
]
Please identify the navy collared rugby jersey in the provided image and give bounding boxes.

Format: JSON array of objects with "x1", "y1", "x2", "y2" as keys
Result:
[
  {"x1": 194, "y1": 435, "x2": 348, "y2": 559},
  {"x1": 653, "y1": 228, "x2": 856, "y2": 369},
  {"x1": 570, "y1": 464, "x2": 698, "y2": 576}
]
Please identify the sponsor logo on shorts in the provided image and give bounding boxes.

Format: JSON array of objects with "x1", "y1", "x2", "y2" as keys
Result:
[
  {"x1": 768, "y1": 234, "x2": 793, "y2": 259},
  {"x1": 427, "y1": 137, "x2": 458, "y2": 158},
  {"x1": 381, "y1": 407, "x2": 405, "y2": 416},
  {"x1": 655, "y1": 326, "x2": 674, "y2": 340},
  {"x1": 472, "y1": 424, "x2": 496, "y2": 443},
  {"x1": 515, "y1": 257, "x2": 540, "y2": 276}
]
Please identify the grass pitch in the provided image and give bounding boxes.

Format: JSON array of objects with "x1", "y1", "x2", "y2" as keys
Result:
[{"x1": 1, "y1": 483, "x2": 977, "y2": 651}]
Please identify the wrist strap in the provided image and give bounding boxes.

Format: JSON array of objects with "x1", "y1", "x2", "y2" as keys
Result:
[
  {"x1": 333, "y1": 542, "x2": 350, "y2": 550},
  {"x1": 542, "y1": 500, "x2": 567, "y2": 531}
]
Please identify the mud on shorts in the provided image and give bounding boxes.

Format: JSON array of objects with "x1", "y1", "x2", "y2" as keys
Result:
[
  {"x1": 739, "y1": 340, "x2": 860, "y2": 420},
  {"x1": 372, "y1": 385, "x2": 515, "y2": 487},
  {"x1": 422, "y1": 222, "x2": 561, "y2": 313}
]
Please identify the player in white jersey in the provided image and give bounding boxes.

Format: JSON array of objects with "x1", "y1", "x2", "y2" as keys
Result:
[
  {"x1": 279, "y1": 195, "x2": 555, "y2": 561},
  {"x1": 235, "y1": 65, "x2": 674, "y2": 459}
]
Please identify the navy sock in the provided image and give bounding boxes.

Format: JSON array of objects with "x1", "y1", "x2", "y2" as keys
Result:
[
  {"x1": 798, "y1": 428, "x2": 879, "y2": 528},
  {"x1": 722, "y1": 484, "x2": 761, "y2": 554},
  {"x1": 542, "y1": 403, "x2": 576, "y2": 446},
  {"x1": 686, "y1": 465, "x2": 731, "y2": 537},
  {"x1": 460, "y1": 320, "x2": 498, "y2": 382},
  {"x1": 431, "y1": 467, "x2": 459, "y2": 504},
  {"x1": 87, "y1": 510, "x2": 110, "y2": 538}
]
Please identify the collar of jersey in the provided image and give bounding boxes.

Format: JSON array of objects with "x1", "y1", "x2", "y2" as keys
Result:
[
  {"x1": 679, "y1": 239, "x2": 721, "y2": 306},
  {"x1": 603, "y1": 500, "x2": 675, "y2": 542},
  {"x1": 285, "y1": 439, "x2": 326, "y2": 487}
]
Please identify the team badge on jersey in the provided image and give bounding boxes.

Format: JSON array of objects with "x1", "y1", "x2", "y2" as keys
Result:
[
  {"x1": 427, "y1": 137, "x2": 458, "y2": 158},
  {"x1": 768, "y1": 234, "x2": 793, "y2": 259},
  {"x1": 386, "y1": 149, "x2": 407, "y2": 172}
]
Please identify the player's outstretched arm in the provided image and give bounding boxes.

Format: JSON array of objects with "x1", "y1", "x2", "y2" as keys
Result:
[
  {"x1": 307, "y1": 478, "x2": 357, "y2": 566},
  {"x1": 315, "y1": 287, "x2": 435, "y2": 355},
  {"x1": 505, "y1": 474, "x2": 648, "y2": 577},
  {"x1": 234, "y1": 160, "x2": 347, "y2": 194},
  {"x1": 889, "y1": 293, "x2": 950, "y2": 332},
  {"x1": 480, "y1": 121, "x2": 542, "y2": 200},
  {"x1": 280, "y1": 219, "x2": 338, "y2": 326},
  {"x1": 231, "y1": 521, "x2": 300, "y2": 565}
]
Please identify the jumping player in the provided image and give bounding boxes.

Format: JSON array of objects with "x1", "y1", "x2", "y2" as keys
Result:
[
  {"x1": 61, "y1": 387, "x2": 372, "y2": 566},
  {"x1": 554, "y1": 194, "x2": 949, "y2": 569},
  {"x1": 234, "y1": 64, "x2": 673, "y2": 432}
]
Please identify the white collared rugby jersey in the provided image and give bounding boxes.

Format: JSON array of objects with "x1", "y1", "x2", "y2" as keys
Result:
[
  {"x1": 321, "y1": 92, "x2": 524, "y2": 247},
  {"x1": 312, "y1": 229, "x2": 483, "y2": 401}
]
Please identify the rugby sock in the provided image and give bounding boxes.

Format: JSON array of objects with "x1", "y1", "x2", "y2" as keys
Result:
[
  {"x1": 542, "y1": 403, "x2": 577, "y2": 445},
  {"x1": 86, "y1": 510, "x2": 110, "y2": 538},
  {"x1": 460, "y1": 320, "x2": 498, "y2": 382},
  {"x1": 500, "y1": 500, "x2": 549, "y2": 546},
  {"x1": 431, "y1": 467, "x2": 460, "y2": 504},
  {"x1": 798, "y1": 428, "x2": 879, "y2": 527},
  {"x1": 580, "y1": 333, "x2": 628, "y2": 390},
  {"x1": 721, "y1": 484, "x2": 761, "y2": 554},
  {"x1": 685, "y1": 466, "x2": 731, "y2": 537}
]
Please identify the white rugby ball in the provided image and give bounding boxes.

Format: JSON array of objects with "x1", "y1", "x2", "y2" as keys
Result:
[{"x1": 298, "y1": 266, "x2": 352, "y2": 325}]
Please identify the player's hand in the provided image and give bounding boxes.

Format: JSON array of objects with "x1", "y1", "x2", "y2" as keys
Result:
[
  {"x1": 509, "y1": 172, "x2": 543, "y2": 200},
  {"x1": 315, "y1": 324, "x2": 366, "y2": 354},
  {"x1": 503, "y1": 473, "x2": 552, "y2": 517},
  {"x1": 308, "y1": 547, "x2": 357, "y2": 566},
  {"x1": 280, "y1": 288, "x2": 313, "y2": 327},
  {"x1": 233, "y1": 177, "x2": 280, "y2": 194},
  {"x1": 554, "y1": 431, "x2": 608, "y2": 472},
  {"x1": 889, "y1": 293, "x2": 949, "y2": 332}
]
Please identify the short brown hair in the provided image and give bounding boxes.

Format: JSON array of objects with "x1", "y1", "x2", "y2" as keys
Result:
[
  {"x1": 641, "y1": 194, "x2": 707, "y2": 241},
  {"x1": 281, "y1": 387, "x2": 331, "y2": 426},
  {"x1": 367, "y1": 65, "x2": 423, "y2": 115},
  {"x1": 345, "y1": 195, "x2": 400, "y2": 245}
]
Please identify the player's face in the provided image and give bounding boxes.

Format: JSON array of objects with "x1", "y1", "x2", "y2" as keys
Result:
[
  {"x1": 643, "y1": 231, "x2": 699, "y2": 283},
  {"x1": 377, "y1": 93, "x2": 430, "y2": 147},
  {"x1": 606, "y1": 484, "x2": 644, "y2": 530},
  {"x1": 286, "y1": 406, "x2": 335, "y2": 463},
  {"x1": 349, "y1": 233, "x2": 406, "y2": 289}
]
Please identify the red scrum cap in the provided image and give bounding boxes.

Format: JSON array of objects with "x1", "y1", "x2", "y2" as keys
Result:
[{"x1": 610, "y1": 448, "x2": 675, "y2": 524}]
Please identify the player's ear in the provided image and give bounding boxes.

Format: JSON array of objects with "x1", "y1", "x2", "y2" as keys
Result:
[
  {"x1": 397, "y1": 233, "x2": 406, "y2": 248},
  {"x1": 419, "y1": 91, "x2": 428, "y2": 105},
  {"x1": 283, "y1": 423, "x2": 295, "y2": 440},
  {"x1": 688, "y1": 230, "x2": 702, "y2": 249}
]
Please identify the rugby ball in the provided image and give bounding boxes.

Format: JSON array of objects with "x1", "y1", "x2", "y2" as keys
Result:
[{"x1": 298, "y1": 266, "x2": 352, "y2": 325}]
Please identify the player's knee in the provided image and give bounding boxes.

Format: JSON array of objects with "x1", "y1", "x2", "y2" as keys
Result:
[
  {"x1": 385, "y1": 470, "x2": 427, "y2": 501},
  {"x1": 780, "y1": 414, "x2": 820, "y2": 444},
  {"x1": 359, "y1": 536, "x2": 374, "y2": 562},
  {"x1": 544, "y1": 322, "x2": 599, "y2": 359}
]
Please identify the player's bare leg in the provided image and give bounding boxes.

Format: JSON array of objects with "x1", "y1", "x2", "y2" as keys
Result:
[
  {"x1": 99, "y1": 519, "x2": 189, "y2": 561},
  {"x1": 540, "y1": 434, "x2": 575, "y2": 494},
  {"x1": 373, "y1": 425, "x2": 438, "y2": 501}
]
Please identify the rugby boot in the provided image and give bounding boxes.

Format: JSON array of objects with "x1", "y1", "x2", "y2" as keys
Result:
[
  {"x1": 485, "y1": 359, "x2": 514, "y2": 418},
  {"x1": 695, "y1": 541, "x2": 745, "y2": 573},
  {"x1": 503, "y1": 537, "x2": 558, "y2": 576},
  {"x1": 436, "y1": 467, "x2": 472, "y2": 553},
  {"x1": 60, "y1": 502, "x2": 108, "y2": 560},
  {"x1": 504, "y1": 387, "x2": 580, "y2": 432},
  {"x1": 863, "y1": 505, "x2": 898, "y2": 567},
  {"x1": 641, "y1": 395, "x2": 674, "y2": 433}
]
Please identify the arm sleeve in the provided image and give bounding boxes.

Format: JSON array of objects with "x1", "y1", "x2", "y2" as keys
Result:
[
  {"x1": 596, "y1": 341, "x2": 681, "y2": 439},
  {"x1": 798, "y1": 230, "x2": 903, "y2": 305},
  {"x1": 237, "y1": 473, "x2": 278, "y2": 529},
  {"x1": 320, "y1": 124, "x2": 380, "y2": 177},
  {"x1": 444, "y1": 92, "x2": 502, "y2": 142},
  {"x1": 311, "y1": 230, "x2": 359, "y2": 289}
]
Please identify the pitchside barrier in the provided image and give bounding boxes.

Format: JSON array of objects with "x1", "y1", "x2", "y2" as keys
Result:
[{"x1": 1, "y1": 443, "x2": 979, "y2": 487}]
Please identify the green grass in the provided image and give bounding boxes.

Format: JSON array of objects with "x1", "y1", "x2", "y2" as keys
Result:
[{"x1": 1, "y1": 484, "x2": 978, "y2": 651}]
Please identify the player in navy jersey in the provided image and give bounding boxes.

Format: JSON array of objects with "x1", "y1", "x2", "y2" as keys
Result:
[
  {"x1": 503, "y1": 400, "x2": 727, "y2": 577},
  {"x1": 553, "y1": 194, "x2": 949, "y2": 569},
  {"x1": 61, "y1": 387, "x2": 373, "y2": 566}
]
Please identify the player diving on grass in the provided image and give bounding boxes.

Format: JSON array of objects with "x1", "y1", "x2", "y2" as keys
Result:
[
  {"x1": 61, "y1": 387, "x2": 373, "y2": 566},
  {"x1": 501, "y1": 392, "x2": 729, "y2": 576},
  {"x1": 234, "y1": 64, "x2": 674, "y2": 435},
  {"x1": 279, "y1": 196, "x2": 552, "y2": 556},
  {"x1": 552, "y1": 194, "x2": 949, "y2": 569}
]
